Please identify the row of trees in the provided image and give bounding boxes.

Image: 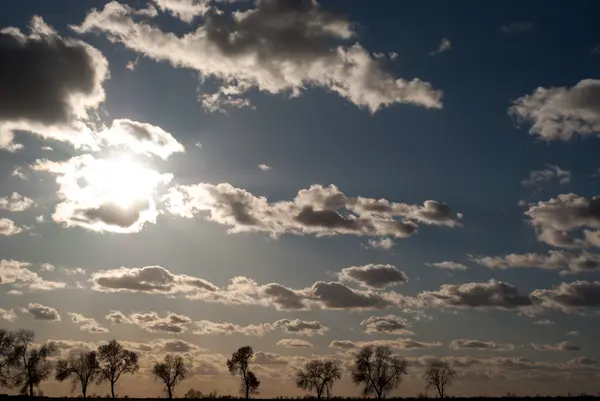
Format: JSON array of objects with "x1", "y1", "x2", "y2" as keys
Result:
[{"x1": 0, "y1": 329, "x2": 457, "y2": 399}]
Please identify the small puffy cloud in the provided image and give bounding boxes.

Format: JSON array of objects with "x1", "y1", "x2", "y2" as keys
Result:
[
  {"x1": 74, "y1": 0, "x2": 442, "y2": 114},
  {"x1": 277, "y1": 339, "x2": 313, "y2": 348},
  {"x1": 194, "y1": 320, "x2": 272, "y2": 336},
  {"x1": 91, "y1": 265, "x2": 217, "y2": 295},
  {"x1": 501, "y1": 22, "x2": 534, "y2": 34},
  {"x1": 258, "y1": 164, "x2": 271, "y2": 171},
  {"x1": 105, "y1": 310, "x2": 131, "y2": 324},
  {"x1": 310, "y1": 281, "x2": 406, "y2": 310},
  {"x1": 31, "y1": 155, "x2": 173, "y2": 233},
  {"x1": 97, "y1": 119, "x2": 184, "y2": 159},
  {"x1": 0, "y1": 308, "x2": 17, "y2": 322},
  {"x1": 449, "y1": 339, "x2": 515, "y2": 352},
  {"x1": 360, "y1": 315, "x2": 413, "y2": 335},
  {"x1": 68, "y1": 312, "x2": 108, "y2": 333},
  {"x1": 0, "y1": 16, "x2": 108, "y2": 150},
  {"x1": 0, "y1": 259, "x2": 66, "y2": 291},
  {"x1": 0, "y1": 193, "x2": 35, "y2": 212},
  {"x1": 522, "y1": 166, "x2": 571, "y2": 189},
  {"x1": 471, "y1": 250, "x2": 600, "y2": 275},
  {"x1": 530, "y1": 281, "x2": 600, "y2": 313},
  {"x1": 273, "y1": 319, "x2": 328, "y2": 336},
  {"x1": 365, "y1": 238, "x2": 394, "y2": 250},
  {"x1": 531, "y1": 341, "x2": 582, "y2": 352},
  {"x1": 429, "y1": 37, "x2": 451, "y2": 56},
  {"x1": 128, "y1": 311, "x2": 193, "y2": 333},
  {"x1": 329, "y1": 338, "x2": 441, "y2": 351},
  {"x1": 510, "y1": 79, "x2": 600, "y2": 141},
  {"x1": 40, "y1": 263, "x2": 55, "y2": 272},
  {"x1": 24, "y1": 303, "x2": 60, "y2": 321},
  {"x1": 419, "y1": 279, "x2": 532, "y2": 310},
  {"x1": 426, "y1": 261, "x2": 467, "y2": 270},
  {"x1": 12, "y1": 167, "x2": 27, "y2": 180},
  {"x1": 337, "y1": 264, "x2": 408, "y2": 289},
  {"x1": 0, "y1": 218, "x2": 24, "y2": 236}
]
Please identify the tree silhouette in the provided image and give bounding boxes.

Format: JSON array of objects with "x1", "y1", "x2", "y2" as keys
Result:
[
  {"x1": 351, "y1": 345, "x2": 408, "y2": 399},
  {"x1": 152, "y1": 354, "x2": 188, "y2": 399},
  {"x1": 422, "y1": 359, "x2": 456, "y2": 398},
  {"x1": 227, "y1": 346, "x2": 260, "y2": 399},
  {"x1": 295, "y1": 359, "x2": 341, "y2": 399},
  {"x1": 55, "y1": 351, "x2": 101, "y2": 399},
  {"x1": 0, "y1": 330, "x2": 15, "y2": 388},
  {"x1": 97, "y1": 340, "x2": 139, "y2": 399},
  {"x1": 11, "y1": 329, "x2": 56, "y2": 397}
]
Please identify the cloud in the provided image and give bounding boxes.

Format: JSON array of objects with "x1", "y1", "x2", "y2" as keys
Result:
[
  {"x1": 531, "y1": 341, "x2": 582, "y2": 352},
  {"x1": 567, "y1": 331, "x2": 580, "y2": 336},
  {"x1": 522, "y1": 166, "x2": 571, "y2": 189},
  {"x1": 273, "y1": 319, "x2": 328, "y2": 336},
  {"x1": 0, "y1": 193, "x2": 35, "y2": 212},
  {"x1": 510, "y1": 79, "x2": 600, "y2": 141},
  {"x1": 429, "y1": 37, "x2": 451, "y2": 56},
  {"x1": 97, "y1": 119, "x2": 185, "y2": 159},
  {"x1": 258, "y1": 164, "x2": 271, "y2": 171},
  {"x1": 449, "y1": 339, "x2": 515, "y2": 352},
  {"x1": 426, "y1": 261, "x2": 467, "y2": 270},
  {"x1": 24, "y1": 303, "x2": 60, "y2": 321},
  {"x1": 91, "y1": 265, "x2": 218, "y2": 294},
  {"x1": 501, "y1": 22, "x2": 534, "y2": 34},
  {"x1": 530, "y1": 281, "x2": 600, "y2": 313},
  {"x1": 194, "y1": 320, "x2": 272, "y2": 336},
  {"x1": 277, "y1": 339, "x2": 313, "y2": 348},
  {"x1": 105, "y1": 310, "x2": 131, "y2": 324},
  {"x1": 0, "y1": 259, "x2": 66, "y2": 291},
  {"x1": 472, "y1": 251, "x2": 600, "y2": 275},
  {"x1": 127, "y1": 311, "x2": 193, "y2": 333},
  {"x1": 0, "y1": 16, "x2": 108, "y2": 150},
  {"x1": 152, "y1": 0, "x2": 208, "y2": 23},
  {"x1": 0, "y1": 308, "x2": 17, "y2": 322},
  {"x1": 31, "y1": 155, "x2": 173, "y2": 233},
  {"x1": 533, "y1": 319, "x2": 554, "y2": 325},
  {"x1": 310, "y1": 281, "x2": 407, "y2": 310},
  {"x1": 365, "y1": 238, "x2": 394, "y2": 250},
  {"x1": 253, "y1": 351, "x2": 292, "y2": 366},
  {"x1": 419, "y1": 279, "x2": 532, "y2": 310},
  {"x1": 337, "y1": 264, "x2": 408, "y2": 289},
  {"x1": 329, "y1": 338, "x2": 441, "y2": 351},
  {"x1": 73, "y1": 0, "x2": 442, "y2": 114},
  {"x1": 68, "y1": 312, "x2": 108, "y2": 333},
  {"x1": 40, "y1": 263, "x2": 55, "y2": 272},
  {"x1": 165, "y1": 183, "x2": 461, "y2": 240},
  {"x1": 0, "y1": 218, "x2": 24, "y2": 236},
  {"x1": 360, "y1": 315, "x2": 413, "y2": 335}
]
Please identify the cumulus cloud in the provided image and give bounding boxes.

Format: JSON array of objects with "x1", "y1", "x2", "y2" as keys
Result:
[
  {"x1": 329, "y1": 338, "x2": 441, "y2": 351},
  {"x1": 429, "y1": 37, "x2": 451, "y2": 56},
  {"x1": 68, "y1": 312, "x2": 108, "y2": 333},
  {"x1": 531, "y1": 341, "x2": 582, "y2": 352},
  {"x1": 273, "y1": 319, "x2": 328, "y2": 336},
  {"x1": 419, "y1": 279, "x2": 532, "y2": 310},
  {"x1": 365, "y1": 238, "x2": 394, "y2": 250},
  {"x1": 258, "y1": 164, "x2": 271, "y2": 171},
  {"x1": 105, "y1": 310, "x2": 131, "y2": 324},
  {"x1": 426, "y1": 261, "x2": 467, "y2": 270},
  {"x1": 472, "y1": 251, "x2": 600, "y2": 275},
  {"x1": 91, "y1": 265, "x2": 217, "y2": 295},
  {"x1": 510, "y1": 79, "x2": 600, "y2": 141},
  {"x1": 126, "y1": 311, "x2": 193, "y2": 333},
  {"x1": 31, "y1": 155, "x2": 173, "y2": 233},
  {"x1": 0, "y1": 218, "x2": 24, "y2": 236},
  {"x1": 0, "y1": 192, "x2": 34, "y2": 212},
  {"x1": 0, "y1": 259, "x2": 66, "y2": 291},
  {"x1": 310, "y1": 281, "x2": 407, "y2": 310},
  {"x1": 360, "y1": 315, "x2": 413, "y2": 335},
  {"x1": 530, "y1": 280, "x2": 600, "y2": 313},
  {"x1": 74, "y1": 0, "x2": 442, "y2": 113},
  {"x1": 277, "y1": 339, "x2": 313, "y2": 348},
  {"x1": 449, "y1": 339, "x2": 515, "y2": 352},
  {"x1": 194, "y1": 320, "x2": 272, "y2": 336},
  {"x1": 0, "y1": 308, "x2": 17, "y2": 322},
  {"x1": 337, "y1": 264, "x2": 408, "y2": 289},
  {"x1": 24, "y1": 303, "x2": 60, "y2": 321},
  {"x1": 0, "y1": 16, "x2": 108, "y2": 150}
]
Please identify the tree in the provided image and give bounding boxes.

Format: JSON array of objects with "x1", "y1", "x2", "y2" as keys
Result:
[
  {"x1": 422, "y1": 359, "x2": 456, "y2": 398},
  {"x1": 11, "y1": 329, "x2": 56, "y2": 397},
  {"x1": 0, "y1": 330, "x2": 15, "y2": 388},
  {"x1": 152, "y1": 354, "x2": 188, "y2": 399},
  {"x1": 55, "y1": 351, "x2": 101, "y2": 399},
  {"x1": 227, "y1": 346, "x2": 260, "y2": 399},
  {"x1": 97, "y1": 340, "x2": 139, "y2": 399},
  {"x1": 295, "y1": 359, "x2": 341, "y2": 399},
  {"x1": 351, "y1": 346, "x2": 408, "y2": 399}
]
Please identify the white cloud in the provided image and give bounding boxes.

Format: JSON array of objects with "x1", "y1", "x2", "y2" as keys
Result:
[
  {"x1": 426, "y1": 261, "x2": 467, "y2": 270},
  {"x1": 365, "y1": 238, "x2": 394, "y2": 250},
  {"x1": 258, "y1": 163, "x2": 271, "y2": 171},
  {"x1": 0, "y1": 192, "x2": 35, "y2": 212},
  {"x1": 128, "y1": 311, "x2": 192, "y2": 333},
  {"x1": 0, "y1": 218, "x2": 24, "y2": 236},
  {"x1": 152, "y1": 0, "x2": 209, "y2": 22},
  {"x1": 360, "y1": 315, "x2": 413, "y2": 335},
  {"x1": 531, "y1": 341, "x2": 582, "y2": 352},
  {"x1": 337, "y1": 264, "x2": 408, "y2": 289},
  {"x1": 277, "y1": 339, "x2": 313, "y2": 348},
  {"x1": 24, "y1": 303, "x2": 60, "y2": 321},
  {"x1": 0, "y1": 259, "x2": 66, "y2": 291},
  {"x1": 429, "y1": 37, "x2": 451, "y2": 56},
  {"x1": 73, "y1": 0, "x2": 442, "y2": 114},
  {"x1": 194, "y1": 320, "x2": 272, "y2": 336},
  {"x1": 0, "y1": 308, "x2": 17, "y2": 322},
  {"x1": 40, "y1": 263, "x2": 55, "y2": 272},
  {"x1": 11, "y1": 167, "x2": 27, "y2": 180},
  {"x1": 449, "y1": 339, "x2": 515, "y2": 352},
  {"x1": 510, "y1": 79, "x2": 600, "y2": 141},
  {"x1": 472, "y1": 251, "x2": 600, "y2": 275},
  {"x1": 68, "y1": 312, "x2": 108, "y2": 333}
]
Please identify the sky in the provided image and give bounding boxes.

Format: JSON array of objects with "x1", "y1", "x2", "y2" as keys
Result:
[{"x1": 2, "y1": 0, "x2": 600, "y2": 398}]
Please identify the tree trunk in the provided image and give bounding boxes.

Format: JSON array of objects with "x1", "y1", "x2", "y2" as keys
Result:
[
  {"x1": 111, "y1": 381, "x2": 116, "y2": 399},
  {"x1": 168, "y1": 386, "x2": 173, "y2": 399},
  {"x1": 82, "y1": 382, "x2": 87, "y2": 399},
  {"x1": 28, "y1": 381, "x2": 34, "y2": 397},
  {"x1": 245, "y1": 382, "x2": 250, "y2": 399}
]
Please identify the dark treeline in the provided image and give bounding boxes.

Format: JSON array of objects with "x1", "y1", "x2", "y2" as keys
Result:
[{"x1": 1, "y1": 328, "x2": 463, "y2": 399}]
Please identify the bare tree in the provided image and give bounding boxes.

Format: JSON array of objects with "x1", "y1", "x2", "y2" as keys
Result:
[
  {"x1": 227, "y1": 346, "x2": 260, "y2": 399},
  {"x1": 152, "y1": 354, "x2": 188, "y2": 399},
  {"x1": 296, "y1": 359, "x2": 341, "y2": 399},
  {"x1": 97, "y1": 340, "x2": 139, "y2": 399},
  {"x1": 422, "y1": 359, "x2": 456, "y2": 398},
  {"x1": 11, "y1": 329, "x2": 56, "y2": 397},
  {"x1": 0, "y1": 330, "x2": 15, "y2": 388},
  {"x1": 55, "y1": 351, "x2": 101, "y2": 399},
  {"x1": 351, "y1": 346, "x2": 408, "y2": 399}
]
